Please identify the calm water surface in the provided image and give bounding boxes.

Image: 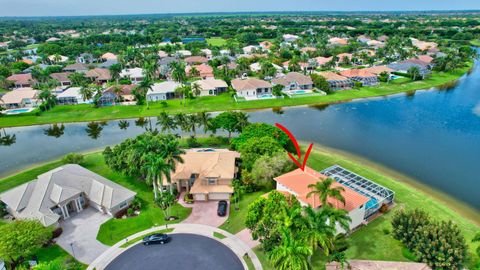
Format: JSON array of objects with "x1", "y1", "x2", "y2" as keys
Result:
[{"x1": 1, "y1": 61, "x2": 479, "y2": 209}]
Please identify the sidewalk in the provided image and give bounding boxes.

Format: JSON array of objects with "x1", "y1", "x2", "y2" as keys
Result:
[{"x1": 88, "y1": 223, "x2": 263, "y2": 270}]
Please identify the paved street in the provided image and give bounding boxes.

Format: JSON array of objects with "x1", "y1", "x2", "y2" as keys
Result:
[{"x1": 105, "y1": 233, "x2": 244, "y2": 270}]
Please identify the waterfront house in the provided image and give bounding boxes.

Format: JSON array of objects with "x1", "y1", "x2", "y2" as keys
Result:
[
  {"x1": 283, "y1": 34, "x2": 300, "y2": 42},
  {"x1": 388, "y1": 60, "x2": 431, "y2": 79},
  {"x1": 185, "y1": 56, "x2": 209, "y2": 65},
  {"x1": 316, "y1": 71, "x2": 354, "y2": 91},
  {"x1": 274, "y1": 165, "x2": 394, "y2": 233},
  {"x1": 164, "y1": 149, "x2": 240, "y2": 201},
  {"x1": 340, "y1": 69, "x2": 379, "y2": 86},
  {"x1": 49, "y1": 72, "x2": 72, "y2": 87},
  {"x1": 101, "y1": 52, "x2": 118, "y2": 61},
  {"x1": 176, "y1": 50, "x2": 192, "y2": 58},
  {"x1": 6, "y1": 73, "x2": 36, "y2": 88},
  {"x1": 56, "y1": 87, "x2": 92, "y2": 105},
  {"x1": 272, "y1": 72, "x2": 314, "y2": 91},
  {"x1": 192, "y1": 78, "x2": 228, "y2": 96},
  {"x1": 147, "y1": 81, "x2": 180, "y2": 101},
  {"x1": 231, "y1": 77, "x2": 272, "y2": 99},
  {"x1": 328, "y1": 37, "x2": 349, "y2": 46},
  {"x1": 0, "y1": 88, "x2": 39, "y2": 109},
  {"x1": 120, "y1": 68, "x2": 144, "y2": 84},
  {"x1": 99, "y1": 84, "x2": 136, "y2": 105},
  {"x1": 362, "y1": 66, "x2": 394, "y2": 76},
  {"x1": 0, "y1": 164, "x2": 136, "y2": 227}
]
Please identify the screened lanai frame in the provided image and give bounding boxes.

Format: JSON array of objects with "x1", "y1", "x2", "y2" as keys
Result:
[
  {"x1": 321, "y1": 165, "x2": 395, "y2": 219},
  {"x1": 328, "y1": 79, "x2": 354, "y2": 90}
]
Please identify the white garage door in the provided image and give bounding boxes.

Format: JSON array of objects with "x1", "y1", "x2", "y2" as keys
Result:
[
  {"x1": 193, "y1": 193, "x2": 207, "y2": 201},
  {"x1": 208, "y1": 193, "x2": 230, "y2": 200}
]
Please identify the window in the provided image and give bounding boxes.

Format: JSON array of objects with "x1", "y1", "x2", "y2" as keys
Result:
[
  {"x1": 208, "y1": 178, "x2": 216, "y2": 185},
  {"x1": 209, "y1": 90, "x2": 213, "y2": 95},
  {"x1": 119, "y1": 201, "x2": 128, "y2": 209}
]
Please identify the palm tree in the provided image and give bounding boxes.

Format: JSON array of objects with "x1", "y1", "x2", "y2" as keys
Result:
[
  {"x1": 302, "y1": 206, "x2": 335, "y2": 256},
  {"x1": 407, "y1": 66, "x2": 421, "y2": 81},
  {"x1": 142, "y1": 153, "x2": 172, "y2": 200},
  {"x1": 118, "y1": 120, "x2": 130, "y2": 130},
  {"x1": 161, "y1": 138, "x2": 185, "y2": 194},
  {"x1": 174, "y1": 113, "x2": 191, "y2": 133},
  {"x1": 186, "y1": 114, "x2": 199, "y2": 136},
  {"x1": 134, "y1": 79, "x2": 153, "y2": 107},
  {"x1": 191, "y1": 82, "x2": 202, "y2": 97},
  {"x1": 196, "y1": 111, "x2": 213, "y2": 134},
  {"x1": 473, "y1": 232, "x2": 480, "y2": 257},
  {"x1": 79, "y1": 85, "x2": 94, "y2": 103},
  {"x1": 109, "y1": 63, "x2": 122, "y2": 84},
  {"x1": 306, "y1": 177, "x2": 345, "y2": 208},
  {"x1": 85, "y1": 122, "x2": 103, "y2": 139},
  {"x1": 189, "y1": 66, "x2": 200, "y2": 78},
  {"x1": 157, "y1": 112, "x2": 177, "y2": 133},
  {"x1": 170, "y1": 62, "x2": 187, "y2": 84},
  {"x1": 234, "y1": 112, "x2": 250, "y2": 133},
  {"x1": 322, "y1": 205, "x2": 352, "y2": 233},
  {"x1": 268, "y1": 228, "x2": 313, "y2": 270}
]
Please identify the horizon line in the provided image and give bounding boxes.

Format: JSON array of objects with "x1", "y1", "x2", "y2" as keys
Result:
[{"x1": 1, "y1": 9, "x2": 480, "y2": 19}]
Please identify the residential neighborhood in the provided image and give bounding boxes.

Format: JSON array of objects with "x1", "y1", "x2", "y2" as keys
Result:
[{"x1": 0, "y1": 6, "x2": 479, "y2": 270}]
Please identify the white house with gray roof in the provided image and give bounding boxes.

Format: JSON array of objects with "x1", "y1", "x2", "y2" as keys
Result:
[{"x1": 0, "y1": 164, "x2": 136, "y2": 227}]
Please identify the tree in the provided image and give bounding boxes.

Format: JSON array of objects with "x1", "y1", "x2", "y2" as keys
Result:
[
  {"x1": 133, "y1": 79, "x2": 153, "y2": 107},
  {"x1": 79, "y1": 85, "x2": 94, "y2": 102},
  {"x1": 391, "y1": 209, "x2": 431, "y2": 250},
  {"x1": 85, "y1": 121, "x2": 103, "y2": 139},
  {"x1": 302, "y1": 206, "x2": 335, "y2": 256},
  {"x1": 251, "y1": 152, "x2": 294, "y2": 188},
  {"x1": 155, "y1": 192, "x2": 176, "y2": 219},
  {"x1": 157, "y1": 112, "x2": 177, "y2": 133},
  {"x1": 239, "y1": 136, "x2": 284, "y2": 171},
  {"x1": 191, "y1": 82, "x2": 202, "y2": 96},
  {"x1": 322, "y1": 205, "x2": 352, "y2": 233},
  {"x1": 231, "y1": 123, "x2": 294, "y2": 152},
  {"x1": 268, "y1": 228, "x2": 313, "y2": 270},
  {"x1": 141, "y1": 153, "x2": 170, "y2": 199},
  {"x1": 473, "y1": 232, "x2": 480, "y2": 257},
  {"x1": 272, "y1": 84, "x2": 284, "y2": 97},
  {"x1": 109, "y1": 63, "x2": 122, "y2": 84},
  {"x1": 0, "y1": 220, "x2": 51, "y2": 268},
  {"x1": 212, "y1": 111, "x2": 249, "y2": 139},
  {"x1": 196, "y1": 111, "x2": 214, "y2": 134},
  {"x1": 310, "y1": 74, "x2": 331, "y2": 93},
  {"x1": 307, "y1": 177, "x2": 346, "y2": 208},
  {"x1": 407, "y1": 66, "x2": 421, "y2": 81},
  {"x1": 68, "y1": 72, "x2": 87, "y2": 87}
]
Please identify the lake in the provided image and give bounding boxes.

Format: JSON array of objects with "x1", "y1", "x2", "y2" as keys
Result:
[{"x1": 1, "y1": 62, "x2": 479, "y2": 209}]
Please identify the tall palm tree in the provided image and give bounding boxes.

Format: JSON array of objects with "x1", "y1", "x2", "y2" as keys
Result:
[
  {"x1": 161, "y1": 138, "x2": 185, "y2": 194},
  {"x1": 170, "y1": 62, "x2": 187, "y2": 84},
  {"x1": 142, "y1": 153, "x2": 172, "y2": 199},
  {"x1": 191, "y1": 82, "x2": 202, "y2": 97},
  {"x1": 196, "y1": 111, "x2": 213, "y2": 134},
  {"x1": 134, "y1": 79, "x2": 153, "y2": 107},
  {"x1": 186, "y1": 114, "x2": 199, "y2": 136},
  {"x1": 174, "y1": 113, "x2": 191, "y2": 133},
  {"x1": 79, "y1": 85, "x2": 94, "y2": 103},
  {"x1": 234, "y1": 112, "x2": 250, "y2": 133},
  {"x1": 322, "y1": 205, "x2": 352, "y2": 233},
  {"x1": 407, "y1": 66, "x2": 421, "y2": 81},
  {"x1": 157, "y1": 112, "x2": 177, "y2": 133},
  {"x1": 306, "y1": 177, "x2": 345, "y2": 208},
  {"x1": 302, "y1": 206, "x2": 335, "y2": 256},
  {"x1": 268, "y1": 228, "x2": 313, "y2": 270}
]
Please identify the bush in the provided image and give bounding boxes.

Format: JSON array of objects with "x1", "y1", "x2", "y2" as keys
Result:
[
  {"x1": 183, "y1": 193, "x2": 194, "y2": 204},
  {"x1": 62, "y1": 153, "x2": 84, "y2": 164},
  {"x1": 353, "y1": 81, "x2": 363, "y2": 89},
  {"x1": 52, "y1": 227, "x2": 63, "y2": 238},
  {"x1": 382, "y1": 228, "x2": 391, "y2": 235},
  {"x1": 186, "y1": 135, "x2": 200, "y2": 148},
  {"x1": 127, "y1": 208, "x2": 134, "y2": 217},
  {"x1": 115, "y1": 208, "x2": 128, "y2": 219}
]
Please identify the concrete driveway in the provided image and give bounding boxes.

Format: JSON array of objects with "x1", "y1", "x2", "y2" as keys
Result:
[
  {"x1": 56, "y1": 208, "x2": 111, "y2": 264},
  {"x1": 182, "y1": 201, "x2": 228, "y2": 227}
]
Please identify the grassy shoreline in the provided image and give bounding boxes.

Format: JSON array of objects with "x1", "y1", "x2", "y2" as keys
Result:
[{"x1": 0, "y1": 65, "x2": 472, "y2": 128}]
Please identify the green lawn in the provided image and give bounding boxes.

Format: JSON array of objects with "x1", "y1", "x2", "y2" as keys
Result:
[
  {"x1": 80, "y1": 153, "x2": 192, "y2": 246},
  {"x1": 219, "y1": 190, "x2": 267, "y2": 234},
  {"x1": 0, "y1": 64, "x2": 472, "y2": 128},
  {"x1": 206, "y1": 37, "x2": 228, "y2": 46},
  {"x1": 33, "y1": 245, "x2": 87, "y2": 269},
  {"x1": 470, "y1": 40, "x2": 480, "y2": 47}
]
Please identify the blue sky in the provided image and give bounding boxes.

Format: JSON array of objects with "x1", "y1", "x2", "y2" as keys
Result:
[{"x1": 1, "y1": 0, "x2": 479, "y2": 17}]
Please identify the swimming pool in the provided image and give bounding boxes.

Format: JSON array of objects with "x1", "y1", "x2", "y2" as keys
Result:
[
  {"x1": 3, "y1": 108, "x2": 34, "y2": 115},
  {"x1": 258, "y1": 94, "x2": 274, "y2": 99}
]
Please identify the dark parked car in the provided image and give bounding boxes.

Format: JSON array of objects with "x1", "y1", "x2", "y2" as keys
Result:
[
  {"x1": 142, "y1": 233, "x2": 171, "y2": 245},
  {"x1": 217, "y1": 200, "x2": 228, "y2": 216}
]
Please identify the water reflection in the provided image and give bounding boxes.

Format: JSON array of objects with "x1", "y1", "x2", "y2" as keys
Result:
[
  {"x1": 272, "y1": 107, "x2": 284, "y2": 115},
  {"x1": 0, "y1": 129, "x2": 16, "y2": 146},
  {"x1": 118, "y1": 120, "x2": 130, "y2": 130},
  {"x1": 135, "y1": 117, "x2": 147, "y2": 127},
  {"x1": 44, "y1": 124, "x2": 65, "y2": 138},
  {"x1": 308, "y1": 104, "x2": 330, "y2": 111},
  {"x1": 85, "y1": 122, "x2": 103, "y2": 140}
]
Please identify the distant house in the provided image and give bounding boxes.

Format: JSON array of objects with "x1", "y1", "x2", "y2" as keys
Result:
[
  {"x1": 250, "y1": 62, "x2": 282, "y2": 73},
  {"x1": 85, "y1": 68, "x2": 111, "y2": 84},
  {"x1": 259, "y1": 41, "x2": 273, "y2": 51},
  {"x1": 388, "y1": 59, "x2": 431, "y2": 79},
  {"x1": 410, "y1": 38, "x2": 438, "y2": 51},
  {"x1": 147, "y1": 81, "x2": 181, "y2": 101},
  {"x1": 185, "y1": 56, "x2": 209, "y2": 65},
  {"x1": 157, "y1": 50, "x2": 168, "y2": 58},
  {"x1": 242, "y1": 45, "x2": 258, "y2": 55},
  {"x1": 316, "y1": 71, "x2": 354, "y2": 91},
  {"x1": 176, "y1": 50, "x2": 192, "y2": 58},
  {"x1": 200, "y1": 49, "x2": 213, "y2": 59},
  {"x1": 120, "y1": 68, "x2": 144, "y2": 84},
  {"x1": 6, "y1": 73, "x2": 36, "y2": 88},
  {"x1": 101, "y1": 84, "x2": 136, "y2": 104},
  {"x1": 49, "y1": 72, "x2": 72, "y2": 87},
  {"x1": 337, "y1": 53, "x2": 353, "y2": 63},
  {"x1": 186, "y1": 64, "x2": 214, "y2": 79},
  {"x1": 165, "y1": 149, "x2": 240, "y2": 201},
  {"x1": 362, "y1": 66, "x2": 394, "y2": 76},
  {"x1": 274, "y1": 165, "x2": 394, "y2": 233},
  {"x1": 283, "y1": 34, "x2": 300, "y2": 42},
  {"x1": 328, "y1": 37, "x2": 348, "y2": 46},
  {"x1": 340, "y1": 69, "x2": 379, "y2": 86},
  {"x1": 300, "y1": 47, "x2": 317, "y2": 54},
  {"x1": 315, "y1": 56, "x2": 333, "y2": 67},
  {"x1": 76, "y1": 53, "x2": 94, "y2": 64},
  {"x1": 101, "y1": 52, "x2": 118, "y2": 61},
  {"x1": 192, "y1": 78, "x2": 228, "y2": 96},
  {"x1": 159, "y1": 56, "x2": 180, "y2": 76},
  {"x1": 272, "y1": 72, "x2": 314, "y2": 91},
  {"x1": 63, "y1": 63, "x2": 89, "y2": 73},
  {"x1": 48, "y1": 55, "x2": 68, "y2": 63},
  {"x1": 231, "y1": 77, "x2": 272, "y2": 99},
  {"x1": 56, "y1": 87, "x2": 92, "y2": 105},
  {"x1": 0, "y1": 88, "x2": 39, "y2": 109},
  {"x1": 0, "y1": 164, "x2": 136, "y2": 227}
]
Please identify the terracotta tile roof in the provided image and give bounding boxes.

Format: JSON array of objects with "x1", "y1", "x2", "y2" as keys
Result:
[
  {"x1": 185, "y1": 64, "x2": 214, "y2": 78},
  {"x1": 193, "y1": 78, "x2": 228, "y2": 91},
  {"x1": 340, "y1": 69, "x2": 376, "y2": 78},
  {"x1": 0, "y1": 88, "x2": 39, "y2": 105},
  {"x1": 104, "y1": 84, "x2": 135, "y2": 95},
  {"x1": 337, "y1": 53, "x2": 353, "y2": 61},
  {"x1": 301, "y1": 47, "x2": 317, "y2": 53},
  {"x1": 231, "y1": 78, "x2": 272, "y2": 91},
  {"x1": 316, "y1": 71, "x2": 350, "y2": 81},
  {"x1": 329, "y1": 37, "x2": 348, "y2": 45},
  {"x1": 272, "y1": 72, "x2": 313, "y2": 86},
  {"x1": 362, "y1": 66, "x2": 394, "y2": 75},
  {"x1": 184, "y1": 56, "x2": 209, "y2": 64},
  {"x1": 63, "y1": 63, "x2": 89, "y2": 72},
  {"x1": 85, "y1": 68, "x2": 111, "y2": 81},
  {"x1": 49, "y1": 72, "x2": 71, "y2": 82},
  {"x1": 315, "y1": 57, "x2": 333, "y2": 66},
  {"x1": 101, "y1": 52, "x2": 117, "y2": 60},
  {"x1": 416, "y1": 55, "x2": 433, "y2": 64},
  {"x1": 6, "y1": 73, "x2": 35, "y2": 85},
  {"x1": 274, "y1": 166, "x2": 369, "y2": 211}
]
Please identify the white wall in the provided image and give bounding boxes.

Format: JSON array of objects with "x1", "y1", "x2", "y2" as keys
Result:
[
  {"x1": 147, "y1": 93, "x2": 167, "y2": 101},
  {"x1": 208, "y1": 193, "x2": 230, "y2": 200}
]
